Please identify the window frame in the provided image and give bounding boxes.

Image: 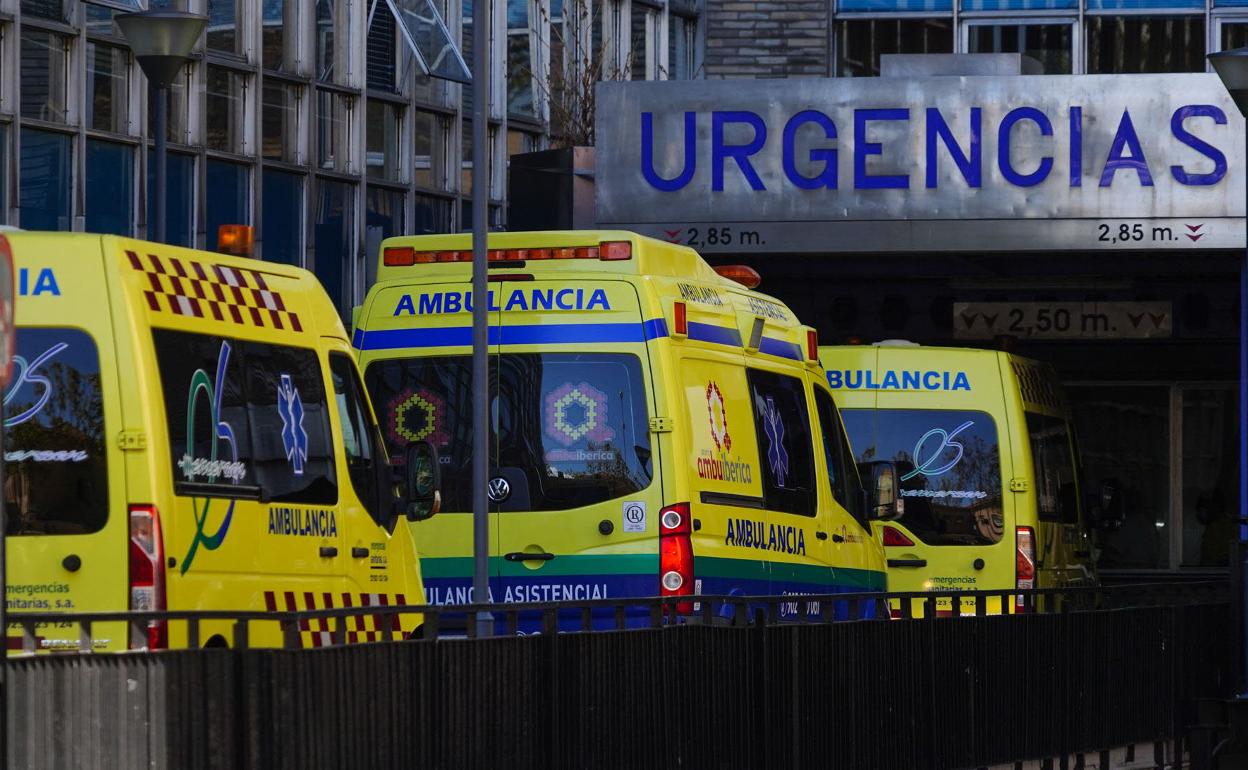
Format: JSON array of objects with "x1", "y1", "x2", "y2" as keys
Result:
[{"x1": 745, "y1": 367, "x2": 819, "y2": 518}]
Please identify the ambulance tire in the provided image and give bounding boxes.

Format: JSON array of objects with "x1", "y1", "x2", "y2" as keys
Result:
[{"x1": 204, "y1": 634, "x2": 228, "y2": 649}]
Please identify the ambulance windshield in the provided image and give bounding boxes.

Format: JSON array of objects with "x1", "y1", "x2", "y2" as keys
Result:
[
  {"x1": 842, "y1": 408, "x2": 1004, "y2": 546},
  {"x1": 365, "y1": 352, "x2": 653, "y2": 512}
]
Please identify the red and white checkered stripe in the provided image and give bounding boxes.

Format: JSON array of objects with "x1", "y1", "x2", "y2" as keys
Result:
[
  {"x1": 263, "y1": 590, "x2": 410, "y2": 648},
  {"x1": 127, "y1": 250, "x2": 303, "y2": 332}
]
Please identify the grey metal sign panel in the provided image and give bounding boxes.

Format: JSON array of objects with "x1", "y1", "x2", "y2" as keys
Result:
[{"x1": 595, "y1": 75, "x2": 1246, "y2": 252}]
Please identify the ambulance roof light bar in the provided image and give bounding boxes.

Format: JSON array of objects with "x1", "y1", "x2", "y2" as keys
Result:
[
  {"x1": 383, "y1": 240, "x2": 632, "y2": 267},
  {"x1": 712, "y1": 265, "x2": 762, "y2": 289}
]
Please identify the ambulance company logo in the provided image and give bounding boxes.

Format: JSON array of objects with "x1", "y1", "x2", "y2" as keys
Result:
[
  {"x1": 387, "y1": 388, "x2": 448, "y2": 450},
  {"x1": 4, "y1": 342, "x2": 68, "y2": 428},
  {"x1": 544, "y1": 382, "x2": 614, "y2": 447},
  {"x1": 901, "y1": 420, "x2": 973, "y2": 481},
  {"x1": 278, "y1": 374, "x2": 308, "y2": 476},
  {"x1": 179, "y1": 341, "x2": 242, "y2": 574},
  {"x1": 705, "y1": 381, "x2": 731, "y2": 452}
]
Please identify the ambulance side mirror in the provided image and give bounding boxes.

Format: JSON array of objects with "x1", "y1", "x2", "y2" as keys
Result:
[
  {"x1": 403, "y1": 441, "x2": 441, "y2": 522},
  {"x1": 860, "y1": 461, "x2": 902, "y2": 521}
]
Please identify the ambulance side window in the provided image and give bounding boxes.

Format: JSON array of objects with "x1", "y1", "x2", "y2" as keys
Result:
[
  {"x1": 329, "y1": 353, "x2": 387, "y2": 525},
  {"x1": 746, "y1": 369, "x2": 816, "y2": 517},
  {"x1": 813, "y1": 388, "x2": 866, "y2": 527},
  {"x1": 4, "y1": 328, "x2": 109, "y2": 535}
]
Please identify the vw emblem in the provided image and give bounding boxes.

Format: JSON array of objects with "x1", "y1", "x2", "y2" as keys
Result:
[{"x1": 487, "y1": 476, "x2": 511, "y2": 504}]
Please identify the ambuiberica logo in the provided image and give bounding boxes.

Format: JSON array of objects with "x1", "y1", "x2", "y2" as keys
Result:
[{"x1": 696, "y1": 380, "x2": 753, "y2": 484}]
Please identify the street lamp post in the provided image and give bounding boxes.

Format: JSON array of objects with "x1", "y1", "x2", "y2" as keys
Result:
[
  {"x1": 1210, "y1": 46, "x2": 1248, "y2": 702},
  {"x1": 116, "y1": 11, "x2": 206, "y2": 245}
]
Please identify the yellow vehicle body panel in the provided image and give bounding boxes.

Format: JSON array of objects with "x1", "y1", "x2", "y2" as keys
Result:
[
  {"x1": 821, "y1": 343, "x2": 1096, "y2": 616},
  {"x1": 354, "y1": 231, "x2": 887, "y2": 628},
  {"x1": 5, "y1": 232, "x2": 424, "y2": 652}
]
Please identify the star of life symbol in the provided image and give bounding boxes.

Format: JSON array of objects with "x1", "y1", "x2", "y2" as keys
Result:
[
  {"x1": 762, "y1": 396, "x2": 788, "y2": 487},
  {"x1": 278, "y1": 374, "x2": 308, "y2": 476}
]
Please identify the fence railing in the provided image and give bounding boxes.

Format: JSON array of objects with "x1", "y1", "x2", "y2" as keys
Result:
[
  {"x1": 5, "y1": 588, "x2": 1230, "y2": 770},
  {"x1": 6, "y1": 580, "x2": 1228, "y2": 652}
]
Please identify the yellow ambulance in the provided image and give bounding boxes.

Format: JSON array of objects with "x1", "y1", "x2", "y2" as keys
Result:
[
  {"x1": 821, "y1": 341, "x2": 1097, "y2": 615},
  {"x1": 3, "y1": 231, "x2": 433, "y2": 652},
  {"x1": 352, "y1": 230, "x2": 888, "y2": 629}
]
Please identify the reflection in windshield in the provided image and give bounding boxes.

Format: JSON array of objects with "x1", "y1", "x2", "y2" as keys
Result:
[
  {"x1": 843, "y1": 408, "x2": 1003, "y2": 546},
  {"x1": 366, "y1": 352, "x2": 652, "y2": 512}
]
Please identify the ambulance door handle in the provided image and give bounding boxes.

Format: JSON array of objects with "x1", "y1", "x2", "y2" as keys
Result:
[
  {"x1": 887, "y1": 558, "x2": 927, "y2": 568},
  {"x1": 319, "y1": 546, "x2": 339, "y2": 558},
  {"x1": 504, "y1": 551, "x2": 555, "y2": 562},
  {"x1": 352, "y1": 547, "x2": 369, "y2": 558},
  {"x1": 815, "y1": 531, "x2": 828, "y2": 541}
]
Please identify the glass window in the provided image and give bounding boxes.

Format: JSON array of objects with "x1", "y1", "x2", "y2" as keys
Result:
[
  {"x1": 364, "y1": 353, "x2": 653, "y2": 513},
  {"x1": 839, "y1": 0, "x2": 952, "y2": 12},
  {"x1": 507, "y1": 129, "x2": 534, "y2": 156},
  {"x1": 19, "y1": 129, "x2": 71, "y2": 231},
  {"x1": 152, "y1": 330, "x2": 338, "y2": 504},
  {"x1": 835, "y1": 19, "x2": 953, "y2": 77},
  {"x1": 967, "y1": 23, "x2": 1074, "y2": 74},
  {"x1": 262, "y1": 80, "x2": 301, "y2": 162},
  {"x1": 1026, "y1": 413, "x2": 1079, "y2": 524},
  {"x1": 413, "y1": 193, "x2": 452, "y2": 233},
  {"x1": 87, "y1": 42, "x2": 131, "y2": 134},
  {"x1": 814, "y1": 388, "x2": 865, "y2": 525},
  {"x1": 317, "y1": 90, "x2": 351, "y2": 172},
  {"x1": 746, "y1": 369, "x2": 817, "y2": 517},
  {"x1": 146, "y1": 66, "x2": 190, "y2": 143},
  {"x1": 5, "y1": 328, "x2": 109, "y2": 536},
  {"x1": 629, "y1": 3, "x2": 653, "y2": 80},
  {"x1": 261, "y1": 168, "x2": 304, "y2": 264},
  {"x1": 315, "y1": 0, "x2": 346, "y2": 82},
  {"x1": 1086, "y1": 17, "x2": 1205, "y2": 72},
  {"x1": 330, "y1": 353, "x2": 388, "y2": 525},
  {"x1": 207, "y1": 0, "x2": 244, "y2": 56},
  {"x1": 20, "y1": 29, "x2": 69, "y2": 123},
  {"x1": 413, "y1": 110, "x2": 446, "y2": 189},
  {"x1": 263, "y1": 0, "x2": 299, "y2": 72},
  {"x1": 1222, "y1": 21, "x2": 1248, "y2": 43},
  {"x1": 668, "y1": 14, "x2": 697, "y2": 79},
  {"x1": 205, "y1": 160, "x2": 250, "y2": 252},
  {"x1": 21, "y1": 0, "x2": 64, "y2": 22},
  {"x1": 313, "y1": 179, "x2": 354, "y2": 313},
  {"x1": 366, "y1": 100, "x2": 403, "y2": 180},
  {"x1": 367, "y1": 1, "x2": 398, "y2": 91},
  {"x1": 508, "y1": 0, "x2": 535, "y2": 115},
  {"x1": 147, "y1": 149, "x2": 195, "y2": 247},
  {"x1": 85, "y1": 139, "x2": 134, "y2": 236},
  {"x1": 86, "y1": 5, "x2": 125, "y2": 38},
  {"x1": 1068, "y1": 385, "x2": 1169, "y2": 569},
  {"x1": 390, "y1": 0, "x2": 472, "y2": 84},
  {"x1": 365, "y1": 186, "x2": 404, "y2": 285},
  {"x1": 0, "y1": 125, "x2": 8, "y2": 224},
  {"x1": 1181, "y1": 388, "x2": 1236, "y2": 568},
  {"x1": 206, "y1": 66, "x2": 247, "y2": 153},
  {"x1": 842, "y1": 408, "x2": 1004, "y2": 545},
  {"x1": 461, "y1": 118, "x2": 475, "y2": 194}
]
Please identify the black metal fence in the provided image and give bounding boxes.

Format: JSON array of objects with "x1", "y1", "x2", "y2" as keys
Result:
[{"x1": 5, "y1": 584, "x2": 1231, "y2": 770}]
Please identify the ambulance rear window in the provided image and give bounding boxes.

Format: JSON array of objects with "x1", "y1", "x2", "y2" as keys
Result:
[
  {"x1": 4, "y1": 328, "x2": 109, "y2": 535},
  {"x1": 842, "y1": 408, "x2": 1004, "y2": 546},
  {"x1": 1026, "y1": 412, "x2": 1079, "y2": 524},
  {"x1": 365, "y1": 353, "x2": 653, "y2": 513}
]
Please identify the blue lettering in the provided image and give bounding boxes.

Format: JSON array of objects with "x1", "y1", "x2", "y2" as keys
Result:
[
  {"x1": 953, "y1": 372, "x2": 971, "y2": 391},
  {"x1": 726, "y1": 518, "x2": 736, "y2": 545},
  {"x1": 587, "y1": 288, "x2": 610, "y2": 310},
  {"x1": 712, "y1": 111, "x2": 767, "y2": 192},
  {"x1": 1099, "y1": 110, "x2": 1153, "y2": 187},
  {"x1": 418, "y1": 293, "x2": 443, "y2": 314},
  {"x1": 854, "y1": 108, "x2": 910, "y2": 189},
  {"x1": 882, "y1": 370, "x2": 900, "y2": 389},
  {"x1": 20, "y1": 267, "x2": 61, "y2": 297},
  {"x1": 797, "y1": 529, "x2": 806, "y2": 555},
  {"x1": 827, "y1": 371, "x2": 842, "y2": 388},
  {"x1": 782, "y1": 110, "x2": 838, "y2": 190},
  {"x1": 555, "y1": 289, "x2": 575, "y2": 310},
  {"x1": 641, "y1": 111, "x2": 697, "y2": 192},
  {"x1": 998, "y1": 107, "x2": 1053, "y2": 187},
  {"x1": 902, "y1": 371, "x2": 920, "y2": 390},
  {"x1": 394, "y1": 294, "x2": 416, "y2": 316},
  {"x1": 866, "y1": 370, "x2": 878, "y2": 389},
  {"x1": 1070, "y1": 107, "x2": 1083, "y2": 187},
  {"x1": 925, "y1": 107, "x2": 981, "y2": 188},
  {"x1": 923, "y1": 371, "x2": 940, "y2": 390},
  {"x1": 846, "y1": 370, "x2": 862, "y2": 389},
  {"x1": 533, "y1": 288, "x2": 554, "y2": 311},
  {"x1": 444, "y1": 293, "x2": 462, "y2": 313},
  {"x1": 505, "y1": 290, "x2": 528, "y2": 311},
  {"x1": 1170, "y1": 105, "x2": 1227, "y2": 187},
  {"x1": 768, "y1": 524, "x2": 778, "y2": 551}
]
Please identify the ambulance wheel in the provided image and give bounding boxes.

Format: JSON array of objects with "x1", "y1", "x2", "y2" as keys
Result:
[{"x1": 204, "y1": 635, "x2": 228, "y2": 649}]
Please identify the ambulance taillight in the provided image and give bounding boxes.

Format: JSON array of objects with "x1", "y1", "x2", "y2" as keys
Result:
[
  {"x1": 129, "y1": 504, "x2": 168, "y2": 650},
  {"x1": 712, "y1": 265, "x2": 762, "y2": 289},
  {"x1": 1015, "y1": 526, "x2": 1036, "y2": 613},
  {"x1": 659, "y1": 503, "x2": 694, "y2": 615},
  {"x1": 881, "y1": 526, "x2": 914, "y2": 547}
]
